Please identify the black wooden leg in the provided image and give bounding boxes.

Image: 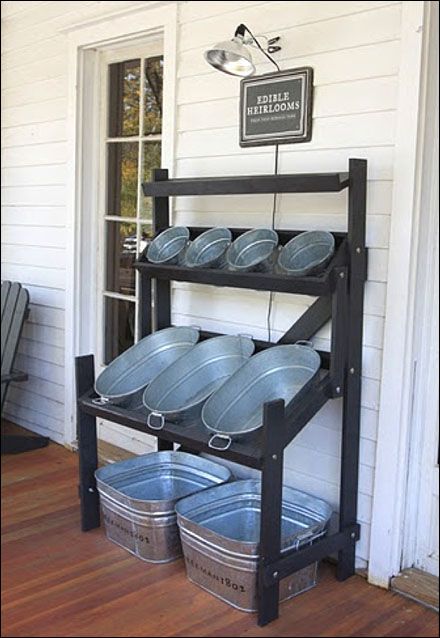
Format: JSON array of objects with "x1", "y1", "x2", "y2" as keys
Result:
[
  {"x1": 75, "y1": 355, "x2": 100, "y2": 532},
  {"x1": 337, "y1": 159, "x2": 367, "y2": 580},
  {"x1": 257, "y1": 399, "x2": 285, "y2": 626}
]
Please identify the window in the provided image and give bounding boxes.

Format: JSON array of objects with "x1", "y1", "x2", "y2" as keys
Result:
[{"x1": 102, "y1": 49, "x2": 163, "y2": 363}]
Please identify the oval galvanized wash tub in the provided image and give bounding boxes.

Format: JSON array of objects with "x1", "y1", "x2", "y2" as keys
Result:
[
  {"x1": 202, "y1": 343, "x2": 321, "y2": 450},
  {"x1": 95, "y1": 451, "x2": 232, "y2": 563},
  {"x1": 226, "y1": 228, "x2": 279, "y2": 272},
  {"x1": 183, "y1": 227, "x2": 232, "y2": 269},
  {"x1": 278, "y1": 231, "x2": 335, "y2": 276},
  {"x1": 176, "y1": 479, "x2": 332, "y2": 611},
  {"x1": 146, "y1": 226, "x2": 190, "y2": 265},
  {"x1": 94, "y1": 326, "x2": 200, "y2": 409},
  {"x1": 143, "y1": 335, "x2": 255, "y2": 429}
]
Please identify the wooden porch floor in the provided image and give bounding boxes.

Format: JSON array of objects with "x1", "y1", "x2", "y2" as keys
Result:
[{"x1": 1, "y1": 437, "x2": 439, "y2": 638}]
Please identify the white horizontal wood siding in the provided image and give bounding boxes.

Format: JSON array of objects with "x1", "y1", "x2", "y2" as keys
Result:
[{"x1": 1, "y1": 0, "x2": 408, "y2": 569}]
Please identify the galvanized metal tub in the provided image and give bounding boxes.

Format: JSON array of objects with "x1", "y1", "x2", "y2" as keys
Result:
[
  {"x1": 278, "y1": 231, "x2": 335, "y2": 276},
  {"x1": 147, "y1": 226, "x2": 190, "y2": 265},
  {"x1": 226, "y1": 228, "x2": 279, "y2": 272},
  {"x1": 176, "y1": 479, "x2": 332, "y2": 611},
  {"x1": 143, "y1": 335, "x2": 255, "y2": 429},
  {"x1": 184, "y1": 227, "x2": 232, "y2": 269},
  {"x1": 202, "y1": 344, "x2": 321, "y2": 450},
  {"x1": 94, "y1": 326, "x2": 200, "y2": 410},
  {"x1": 95, "y1": 451, "x2": 232, "y2": 563}
]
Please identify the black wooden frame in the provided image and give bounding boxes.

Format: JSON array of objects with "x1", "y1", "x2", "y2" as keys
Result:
[{"x1": 75, "y1": 158, "x2": 367, "y2": 626}]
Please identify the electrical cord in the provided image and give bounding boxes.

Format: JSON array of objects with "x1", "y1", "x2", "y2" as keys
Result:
[
  {"x1": 234, "y1": 23, "x2": 281, "y2": 341},
  {"x1": 267, "y1": 144, "x2": 279, "y2": 342}
]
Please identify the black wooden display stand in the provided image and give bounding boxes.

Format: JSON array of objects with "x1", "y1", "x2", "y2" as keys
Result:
[{"x1": 76, "y1": 158, "x2": 367, "y2": 626}]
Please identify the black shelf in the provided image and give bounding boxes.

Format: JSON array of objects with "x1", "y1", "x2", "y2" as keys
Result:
[
  {"x1": 77, "y1": 369, "x2": 332, "y2": 471},
  {"x1": 142, "y1": 171, "x2": 349, "y2": 196},
  {"x1": 135, "y1": 232, "x2": 350, "y2": 296},
  {"x1": 76, "y1": 158, "x2": 367, "y2": 628}
]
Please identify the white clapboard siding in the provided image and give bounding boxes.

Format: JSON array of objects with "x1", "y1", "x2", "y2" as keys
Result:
[
  {"x1": 176, "y1": 146, "x2": 395, "y2": 180},
  {"x1": 2, "y1": 77, "x2": 67, "y2": 109},
  {"x1": 1, "y1": 0, "x2": 406, "y2": 567},
  {"x1": 1, "y1": 142, "x2": 67, "y2": 168}
]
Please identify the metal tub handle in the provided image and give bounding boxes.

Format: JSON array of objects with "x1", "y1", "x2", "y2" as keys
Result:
[
  {"x1": 147, "y1": 411, "x2": 165, "y2": 430},
  {"x1": 92, "y1": 396, "x2": 110, "y2": 406},
  {"x1": 295, "y1": 340, "x2": 314, "y2": 349},
  {"x1": 208, "y1": 434, "x2": 232, "y2": 451}
]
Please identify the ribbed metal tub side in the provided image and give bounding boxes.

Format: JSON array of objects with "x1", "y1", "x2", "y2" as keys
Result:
[
  {"x1": 95, "y1": 452, "x2": 232, "y2": 563},
  {"x1": 176, "y1": 480, "x2": 332, "y2": 611}
]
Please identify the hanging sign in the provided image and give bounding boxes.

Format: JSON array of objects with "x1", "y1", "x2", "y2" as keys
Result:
[{"x1": 239, "y1": 67, "x2": 313, "y2": 147}]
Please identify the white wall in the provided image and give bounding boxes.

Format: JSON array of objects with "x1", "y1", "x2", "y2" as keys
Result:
[{"x1": 1, "y1": 0, "x2": 408, "y2": 570}]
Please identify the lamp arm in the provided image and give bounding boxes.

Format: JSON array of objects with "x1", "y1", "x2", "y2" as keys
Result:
[{"x1": 235, "y1": 23, "x2": 281, "y2": 72}]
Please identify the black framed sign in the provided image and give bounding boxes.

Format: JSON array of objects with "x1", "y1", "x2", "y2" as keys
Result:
[{"x1": 239, "y1": 67, "x2": 313, "y2": 147}]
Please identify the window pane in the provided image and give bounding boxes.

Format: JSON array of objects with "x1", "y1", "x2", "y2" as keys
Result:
[
  {"x1": 104, "y1": 297, "x2": 135, "y2": 363},
  {"x1": 107, "y1": 142, "x2": 138, "y2": 217},
  {"x1": 139, "y1": 224, "x2": 153, "y2": 257},
  {"x1": 108, "y1": 59, "x2": 140, "y2": 137},
  {"x1": 144, "y1": 56, "x2": 163, "y2": 135},
  {"x1": 105, "y1": 221, "x2": 137, "y2": 295},
  {"x1": 140, "y1": 141, "x2": 162, "y2": 222}
]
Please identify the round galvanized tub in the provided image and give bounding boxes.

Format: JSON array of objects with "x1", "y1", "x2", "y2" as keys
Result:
[
  {"x1": 202, "y1": 344, "x2": 321, "y2": 450},
  {"x1": 226, "y1": 228, "x2": 279, "y2": 272},
  {"x1": 176, "y1": 479, "x2": 332, "y2": 611},
  {"x1": 96, "y1": 451, "x2": 232, "y2": 563},
  {"x1": 94, "y1": 326, "x2": 200, "y2": 409},
  {"x1": 147, "y1": 226, "x2": 190, "y2": 264},
  {"x1": 184, "y1": 227, "x2": 232, "y2": 269},
  {"x1": 278, "y1": 231, "x2": 335, "y2": 276},
  {"x1": 143, "y1": 335, "x2": 255, "y2": 428}
]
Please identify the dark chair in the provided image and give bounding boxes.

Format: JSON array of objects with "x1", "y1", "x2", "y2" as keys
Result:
[{"x1": 1, "y1": 281, "x2": 49, "y2": 453}]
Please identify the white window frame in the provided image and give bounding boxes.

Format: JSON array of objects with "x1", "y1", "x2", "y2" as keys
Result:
[
  {"x1": 98, "y1": 40, "x2": 164, "y2": 369},
  {"x1": 65, "y1": 3, "x2": 177, "y2": 447}
]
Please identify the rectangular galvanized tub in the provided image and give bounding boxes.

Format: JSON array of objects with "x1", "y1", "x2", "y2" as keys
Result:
[
  {"x1": 175, "y1": 479, "x2": 332, "y2": 611},
  {"x1": 95, "y1": 451, "x2": 231, "y2": 563}
]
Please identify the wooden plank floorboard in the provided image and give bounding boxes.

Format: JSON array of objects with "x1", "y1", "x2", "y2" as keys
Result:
[{"x1": 1, "y1": 435, "x2": 439, "y2": 638}]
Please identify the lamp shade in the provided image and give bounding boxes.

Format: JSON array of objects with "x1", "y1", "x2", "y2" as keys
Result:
[{"x1": 204, "y1": 36, "x2": 255, "y2": 77}]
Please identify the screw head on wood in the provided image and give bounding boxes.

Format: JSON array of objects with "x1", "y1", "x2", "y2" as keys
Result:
[
  {"x1": 339, "y1": 271, "x2": 345, "y2": 278},
  {"x1": 88, "y1": 487, "x2": 95, "y2": 493},
  {"x1": 356, "y1": 247, "x2": 362, "y2": 254},
  {"x1": 273, "y1": 571, "x2": 279, "y2": 579},
  {"x1": 272, "y1": 454, "x2": 278, "y2": 460},
  {"x1": 336, "y1": 386, "x2": 341, "y2": 393},
  {"x1": 350, "y1": 532, "x2": 356, "y2": 539},
  {"x1": 350, "y1": 368, "x2": 355, "y2": 374}
]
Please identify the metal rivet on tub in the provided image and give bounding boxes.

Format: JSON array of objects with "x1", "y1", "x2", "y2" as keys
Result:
[
  {"x1": 356, "y1": 247, "x2": 362, "y2": 254},
  {"x1": 273, "y1": 571, "x2": 279, "y2": 579},
  {"x1": 336, "y1": 386, "x2": 341, "y2": 394},
  {"x1": 339, "y1": 272, "x2": 345, "y2": 278},
  {"x1": 88, "y1": 487, "x2": 95, "y2": 493},
  {"x1": 272, "y1": 454, "x2": 277, "y2": 461},
  {"x1": 350, "y1": 368, "x2": 355, "y2": 374},
  {"x1": 351, "y1": 532, "x2": 356, "y2": 539}
]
